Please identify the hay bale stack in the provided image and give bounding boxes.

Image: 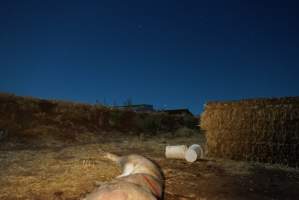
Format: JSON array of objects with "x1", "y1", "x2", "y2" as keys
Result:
[{"x1": 201, "y1": 97, "x2": 299, "y2": 167}]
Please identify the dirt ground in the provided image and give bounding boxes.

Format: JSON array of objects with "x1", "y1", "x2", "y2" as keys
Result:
[{"x1": 0, "y1": 135, "x2": 298, "y2": 200}]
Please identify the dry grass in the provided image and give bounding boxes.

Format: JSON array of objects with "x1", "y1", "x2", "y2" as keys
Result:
[
  {"x1": 0, "y1": 92, "x2": 198, "y2": 145},
  {"x1": 0, "y1": 134, "x2": 298, "y2": 200},
  {"x1": 0, "y1": 144, "x2": 120, "y2": 200}
]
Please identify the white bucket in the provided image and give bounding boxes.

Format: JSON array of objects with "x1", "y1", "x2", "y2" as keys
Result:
[
  {"x1": 165, "y1": 145, "x2": 188, "y2": 159},
  {"x1": 185, "y1": 144, "x2": 204, "y2": 163}
]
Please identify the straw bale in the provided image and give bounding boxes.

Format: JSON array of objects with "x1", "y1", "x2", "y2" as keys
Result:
[{"x1": 201, "y1": 96, "x2": 299, "y2": 167}]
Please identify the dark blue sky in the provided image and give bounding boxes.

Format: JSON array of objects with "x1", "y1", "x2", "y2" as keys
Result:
[{"x1": 0, "y1": 0, "x2": 298, "y2": 114}]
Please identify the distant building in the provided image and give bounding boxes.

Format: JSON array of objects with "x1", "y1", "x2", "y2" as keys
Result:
[
  {"x1": 161, "y1": 108, "x2": 193, "y2": 116},
  {"x1": 113, "y1": 104, "x2": 154, "y2": 112}
]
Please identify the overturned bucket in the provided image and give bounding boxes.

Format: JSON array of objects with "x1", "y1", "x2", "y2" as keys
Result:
[
  {"x1": 165, "y1": 145, "x2": 188, "y2": 159},
  {"x1": 185, "y1": 144, "x2": 204, "y2": 162}
]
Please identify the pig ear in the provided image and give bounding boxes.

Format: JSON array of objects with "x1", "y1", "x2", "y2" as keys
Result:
[
  {"x1": 100, "y1": 191, "x2": 128, "y2": 200},
  {"x1": 117, "y1": 163, "x2": 134, "y2": 178}
]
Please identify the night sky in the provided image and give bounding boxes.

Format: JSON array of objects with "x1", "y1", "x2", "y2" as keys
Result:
[{"x1": 0, "y1": 0, "x2": 298, "y2": 114}]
